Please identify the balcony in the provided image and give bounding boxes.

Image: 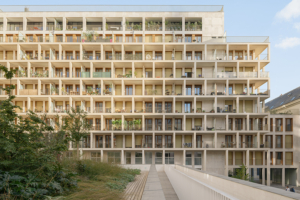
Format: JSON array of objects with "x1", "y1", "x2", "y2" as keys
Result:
[
  {"x1": 94, "y1": 107, "x2": 103, "y2": 113},
  {"x1": 53, "y1": 107, "x2": 69, "y2": 113},
  {"x1": 239, "y1": 72, "x2": 258, "y2": 78}
]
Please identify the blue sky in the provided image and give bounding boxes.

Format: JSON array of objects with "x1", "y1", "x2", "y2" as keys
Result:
[{"x1": 1, "y1": 0, "x2": 299, "y2": 101}]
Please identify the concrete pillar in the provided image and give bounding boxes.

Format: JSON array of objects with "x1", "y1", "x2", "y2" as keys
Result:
[
  {"x1": 267, "y1": 150, "x2": 271, "y2": 186},
  {"x1": 225, "y1": 150, "x2": 228, "y2": 176}
]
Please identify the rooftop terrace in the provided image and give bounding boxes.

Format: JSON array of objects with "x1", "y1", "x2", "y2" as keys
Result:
[{"x1": 0, "y1": 5, "x2": 224, "y2": 12}]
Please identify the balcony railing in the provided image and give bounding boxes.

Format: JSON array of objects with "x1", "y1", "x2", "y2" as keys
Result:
[
  {"x1": 165, "y1": 24, "x2": 182, "y2": 31},
  {"x1": 215, "y1": 72, "x2": 237, "y2": 78},
  {"x1": 19, "y1": 89, "x2": 38, "y2": 95},
  {"x1": 145, "y1": 24, "x2": 162, "y2": 31},
  {"x1": 7, "y1": 25, "x2": 23, "y2": 31},
  {"x1": 94, "y1": 107, "x2": 103, "y2": 113},
  {"x1": 93, "y1": 72, "x2": 111, "y2": 78},
  {"x1": 202, "y1": 36, "x2": 269, "y2": 43},
  {"x1": 27, "y1": 25, "x2": 43, "y2": 31},
  {"x1": 46, "y1": 25, "x2": 63, "y2": 31},
  {"x1": 66, "y1": 25, "x2": 83, "y2": 31},
  {"x1": 106, "y1": 24, "x2": 122, "y2": 31},
  {"x1": 185, "y1": 24, "x2": 202, "y2": 31},
  {"x1": 239, "y1": 72, "x2": 258, "y2": 78},
  {"x1": 86, "y1": 25, "x2": 102, "y2": 31},
  {"x1": 124, "y1": 54, "x2": 143, "y2": 60},
  {"x1": 30, "y1": 70, "x2": 49, "y2": 78},
  {"x1": 125, "y1": 25, "x2": 142, "y2": 31},
  {"x1": 260, "y1": 72, "x2": 269, "y2": 78}
]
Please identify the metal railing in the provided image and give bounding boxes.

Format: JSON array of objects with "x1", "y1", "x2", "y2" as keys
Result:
[
  {"x1": 66, "y1": 25, "x2": 83, "y2": 31},
  {"x1": 27, "y1": 25, "x2": 43, "y2": 31},
  {"x1": 239, "y1": 72, "x2": 258, "y2": 78},
  {"x1": 124, "y1": 54, "x2": 143, "y2": 60},
  {"x1": 125, "y1": 25, "x2": 142, "y2": 31},
  {"x1": 86, "y1": 25, "x2": 102, "y2": 31},
  {"x1": 7, "y1": 25, "x2": 23, "y2": 31},
  {"x1": 185, "y1": 24, "x2": 202, "y2": 31},
  {"x1": 106, "y1": 24, "x2": 122, "y2": 31},
  {"x1": 202, "y1": 36, "x2": 269, "y2": 43},
  {"x1": 93, "y1": 72, "x2": 111, "y2": 78},
  {"x1": 145, "y1": 24, "x2": 162, "y2": 31},
  {"x1": 165, "y1": 24, "x2": 182, "y2": 31},
  {"x1": 215, "y1": 72, "x2": 237, "y2": 78},
  {"x1": 46, "y1": 25, "x2": 63, "y2": 31}
]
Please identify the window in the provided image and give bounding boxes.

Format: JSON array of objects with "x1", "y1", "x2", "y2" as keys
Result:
[
  {"x1": 66, "y1": 151, "x2": 73, "y2": 159},
  {"x1": 276, "y1": 135, "x2": 282, "y2": 148},
  {"x1": 286, "y1": 118, "x2": 293, "y2": 131},
  {"x1": 155, "y1": 102, "x2": 162, "y2": 113},
  {"x1": 91, "y1": 152, "x2": 101, "y2": 162},
  {"x1": 135, "y1": 152, "x2": 143, "y2": 164},
  {"x1": 165, "y1": 152, "x2": 174, "y2": 164},
  {"x1": 186, "y1": 85, "x2": 192, "y2": 95},
  {"x1": 195, "y1": 85, "x2": 202, "y2": 95},
  {"x1": 275, "y1": 152, "x2": 283, "y2": 165},
  {"x1": 155, "y1": 119, "x2": 162, "y2": 131},
  {"x1": 145, "y1": 135, "x2": 152, "y2": 147},
  {"x1": 145, "y1": 119, "x2": 152, "y2": 130},
  {"x1": 145, "y1": 152, "x2": 152, "y2": 164},
  {"x1": 155, "y1": 152, "x2": 163, "y2": 164},
  {"x1": 165, "y1": 135, "x2": 173, "y2": 148},
  {"x1": 196, "y1": 135, "x2": 202, "y2": 148},
  {"x1": 285, "y1": 135, "x2": 293, "y2": 148},
  {"x1": 280, "y1": 102, "x2": 284, "y2": 105},
  {"x1": 145, "y1": 102, "x2": 152, "y2": 113},
  {"x1": 155, "y1": 135, "x2": 162, "y2": 148},
  {"x1": 184, "y1": 102, "x2": 192, "y2": 113},
  {"x1": 194, "y1": 152, "x2": 202, "y2": 165},
  {"x1": 285, "y1": 152, "x2": 293, "y2": 165},
  {"x1": 275, "y1": 118, "x2": 283, "y2": 131},
  {"x1": 186, "y1": 152, "x2": 192, "y2": 165},
  {"x1": 175, "y1": 118, "x2": 182, "y2": 130},
  {"x1": 126, "y1": 152, "x2": 131, "y2": 164},
  {"x1": 108, "y1": 152, "x2": 121, "y2": 164},
  {"x1": 291, "y1": 97, "x2": 295, "y2": 101},
  {"x1": 165, "y1": 119, "x2": 172, "y2": 130},
  {"x1": 270, "y1": 118, "x2": 273, "y2": 132},
  {"x1": 265, "y1": 135, "x2": 273, "y2": 148},
  {"x1": 125, "y1": 85, "x2": 133, "y2": 95},
  {"x1": 165, "y1": 102, "x2": 172, "y2": 113}
]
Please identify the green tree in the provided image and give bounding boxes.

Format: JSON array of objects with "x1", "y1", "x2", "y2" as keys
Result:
[
  {"x1": 233, "y1": 164, "x2": 250, "y2": 180},
  {"x1": 0, "y1": 65, "x2": 76, "y2": 198},
  {"x1": 63, "y1": 107, "x2": 91, "y2": 159}
]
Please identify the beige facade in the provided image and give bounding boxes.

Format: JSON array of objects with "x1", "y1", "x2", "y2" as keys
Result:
[{"x1": 1, "y1": 5, "x2": 293, "y2": 187}]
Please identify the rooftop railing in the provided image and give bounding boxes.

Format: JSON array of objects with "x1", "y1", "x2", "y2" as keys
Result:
[{"x1": 202, "y1": 36, "x2": 269, "y2": 43}]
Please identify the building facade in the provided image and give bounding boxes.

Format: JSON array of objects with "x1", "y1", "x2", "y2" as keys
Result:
[{"x1": 0, "y1": 5, "x2": 295, "y2": 187}]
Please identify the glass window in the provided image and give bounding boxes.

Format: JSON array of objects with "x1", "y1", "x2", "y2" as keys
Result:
[
  {"x1": 186, "y1": 152, "x2": 192, "y2": 165},
  {"x1": 165, "y1": 152, "x2": 174, "y2": 164},
  {"x1": 184, "y1": 102, "x2": 192, "y2": 113},
  {"x1": 195, "y1": 85, "x2": 202, "y2": 95},
  {"x1": 135, "y1": 152, "x2": 143, "y2": 164},
  {"x1": 91, "y1": 152, "x2": 101, "y2": 162},
  {"x1": 145, "y1": 152, "x2": 152, "y2": 164},
  {"x1": 286, "y1": 118, "x2": 293, "y2": 131},
  {"x1": 276, "y1": 119, "x2": 282, "y2": 131},
  {"x1": 108, "y1": 152, "x2": 121, "y2": 164},
  {"x1": 125, "y1": 85, "x2": 133, "y2": 95},
  {"x1": 276, "y1": 136, "x2": 282, "y2": 148},
  {"x1": 126, "y1": 152, "x2": 131, "y2": 164},
  {"x1": 186, "y1": 86, "x2": 192, "y2": 95},
  {"x1": 165, "y1": 135, "x2": 173, "y2": 148},
  {"x1": 194, "y1": 152, "x2": 202, "y2": 165},
  {"x1": 175, "y1": 118, "x2": 182, "y2": 130},
  {"x1": 155, "y1": 152, "x2": 163, "y2": 164}
]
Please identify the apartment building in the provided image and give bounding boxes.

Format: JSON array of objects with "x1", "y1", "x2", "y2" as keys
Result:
[{"x1": 0, "y1": 5, "x2": 296, "y2": 187}]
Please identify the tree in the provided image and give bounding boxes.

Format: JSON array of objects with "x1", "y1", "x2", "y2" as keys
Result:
[
  {"x1": 0, "y1": 65, "x2": 76, "y2": 198},
  {"x1": 233, "y1": 164, "x2": 250, "y2": 180},
  {"x1": 63, "y1": 107, "x2": 91, "y2": 159}
]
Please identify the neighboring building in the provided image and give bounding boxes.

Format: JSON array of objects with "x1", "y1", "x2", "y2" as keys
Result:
[
  {"x1": 2, "y1": 5, "x2": 297, "y2": 187},
  {"x1": 266, "y1": 87, "x2": 300, "y2": 115}
]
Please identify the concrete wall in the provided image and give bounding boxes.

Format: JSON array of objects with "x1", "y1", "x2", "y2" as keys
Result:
[
  {"x1": 167, "y1": 165, "x2": 300, "y2": 200},
  {"x1": 206, "y1": 151, "x2": 225, "y2": 174}
]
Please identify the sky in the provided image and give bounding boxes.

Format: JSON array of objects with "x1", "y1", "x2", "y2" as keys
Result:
[{"x1": 1, "y1": 0, "x2": 299, "y2": 101}]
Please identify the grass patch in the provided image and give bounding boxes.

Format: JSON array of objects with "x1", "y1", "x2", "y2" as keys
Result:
[{"x1": 61, "y1": 159, "x2": 140, "y2": 200}]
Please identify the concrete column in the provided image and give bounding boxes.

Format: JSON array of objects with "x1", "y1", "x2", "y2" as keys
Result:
[
  {"x1": 183, "y1": 150, "x2": 186, "y2": 166},
  {"x1": 203, "y1": 150, "x2": 207, "y2": 171},
  {"x1": 267, "y1": 150, "x2": 271, "y2": 186},
  {"x1": 246, "y1": 150, "x2": 249, "y2": 174},
  {"x1": 225, "y1": 150, "x2": 228, "y2": 176},
  {"x1": 282, "y1": 168, "x2": 285, "y2": 187}
]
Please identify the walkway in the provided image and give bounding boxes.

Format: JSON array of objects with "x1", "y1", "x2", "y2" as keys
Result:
[
  {"x1": 157, "y1": 171, "x2": 179, "y2": 200},
  {"x1": 123, "y1": 171, "x2": 149, "y2": 200},
  {"x1": 142, "y1": 165, "x2": 179, "y2": 200}
]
